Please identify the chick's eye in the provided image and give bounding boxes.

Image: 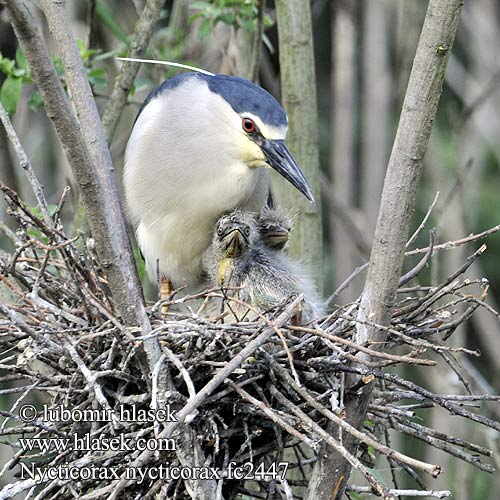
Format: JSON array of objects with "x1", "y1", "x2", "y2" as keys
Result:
[
  {"x1": 244, "y1": 227, "x2": 250, "y2": 236},
  {"x1": 242, "y1": 118, "x2": 256, "y2": 134}
]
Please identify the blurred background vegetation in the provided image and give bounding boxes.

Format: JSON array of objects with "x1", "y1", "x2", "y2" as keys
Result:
[{"x1": 0, "y1": 0, "x2": 499, "y2": 498}]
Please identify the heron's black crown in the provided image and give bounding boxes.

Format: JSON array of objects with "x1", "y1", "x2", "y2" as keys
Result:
[{"x1": 137, "y1": 72, "x2": 287, "y2": 128}]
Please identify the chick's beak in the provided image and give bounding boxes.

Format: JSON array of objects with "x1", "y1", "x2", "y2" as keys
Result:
[
  {"x1": 220, "y1": 227, "x2": 248, "y2": 257},
  {"x1": 261, "y1": 140, "x2": 315, "y2": 203}
]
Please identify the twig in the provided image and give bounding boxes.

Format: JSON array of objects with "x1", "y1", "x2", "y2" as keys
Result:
[
  {"x1": 406, "y1": 224, "x2": 500, "y2": 256},
  {"x1": 247, "y1": 0, "x2": 265, "y2": 82},
  {"x1": 272, "y1": 361, "x2": 442, "y2": 477},
  {"x1": 406, "y1": 244, "x2": 486, "y2": 320},
  {"x1": 347, "y1": 486, "x2": 452, "y2": 498},
  {"x1": 270, "y1": 386, "x2": 394, "y2": 500},
  {"x1": 0, "y1": 101, "x2": 51, "y2": 226},
  {"x1": 228, "y1": 381, "x2": 317, "y2": 449},
  {"x1": 106, "y1": 296, "x2": 303, "y2": 499},
  {"x1": 406, "y1": 191, "x2": 440, "y2": 247},
  {"x1": 288, "y1": 325, "x2": 436, "y2": 366},
  {"x1": 62, "y1": 337, "x2": 120, "y2": 427},
  {"x1": 400, "y1": 230, "x2": 435, "y2": 286},
  {"x1": 162, "y1": 346, "x2": 196, "y2": 399}
]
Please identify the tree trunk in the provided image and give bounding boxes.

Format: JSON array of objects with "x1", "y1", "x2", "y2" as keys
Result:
[
  {"x1": 306, "y1": 1, "x2": 464, "y2": 498},
  {"x1": 274, "y1": 0, "x2": 323, "y2": 286}
]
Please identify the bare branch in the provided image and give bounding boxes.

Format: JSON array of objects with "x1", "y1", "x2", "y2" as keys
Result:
[
  {"x1": 247, "y1": 0, "x2": 265, "y2": 82},
  {"x1": 1, "y1": 1, "x2": 162, "y2": 373},
  {"x1": 0, "y1": 100, "x2": 51, "y2": 226}
]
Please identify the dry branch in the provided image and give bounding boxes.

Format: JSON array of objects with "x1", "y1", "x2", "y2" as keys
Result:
[
  {"x1": 1, "y1": 0, "x2": 161, "y2": 370},
  {"x1": 0, "y1": 101, "x2": 50, "y2": 226},
  {"x1": 0, "y1": 185, "x2": 497, "y2": 499},
  {"x1": 1, "y1": 2, "x2": 498, "y2": 498}
]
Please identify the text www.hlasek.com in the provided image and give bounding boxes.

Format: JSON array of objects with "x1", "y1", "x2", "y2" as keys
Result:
[
  {"x1": 19, "y1": 433, "x2": 175, "y2": 453},
  {"x1": 21, "y1": 462, "x2": 290, "y2": 484}
]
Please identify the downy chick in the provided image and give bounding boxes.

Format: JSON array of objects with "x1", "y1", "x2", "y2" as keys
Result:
[
  {"x1": 204, "y1": 209, "x2": 324, "y2": 323},
  {"x1": 257, "y1": 206, "x2": 293, "y2": 250}
]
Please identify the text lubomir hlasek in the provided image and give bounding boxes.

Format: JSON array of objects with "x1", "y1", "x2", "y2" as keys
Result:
[{"x1": 27, "y1": 404, "x2": 178, "y2": 423}]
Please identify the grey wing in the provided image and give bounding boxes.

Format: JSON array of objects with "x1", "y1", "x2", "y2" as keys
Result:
[{"x1": 242, "y1": 258, "x2": 302, "y2": 311}]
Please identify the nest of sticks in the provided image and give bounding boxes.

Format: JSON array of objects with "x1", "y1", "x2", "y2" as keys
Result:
[{"x1": 0, "y1": 183, "x2": 499, "y2": 500}]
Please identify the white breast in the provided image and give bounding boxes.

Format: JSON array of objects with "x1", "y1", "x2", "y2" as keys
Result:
[{"x1": 124, "y1": 79, "x2": 269, "y2": 286}]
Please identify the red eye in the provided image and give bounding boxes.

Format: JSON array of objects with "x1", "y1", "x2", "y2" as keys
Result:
[{"x1": 242, "y1": 117, "x2": 256, "y2": 134}]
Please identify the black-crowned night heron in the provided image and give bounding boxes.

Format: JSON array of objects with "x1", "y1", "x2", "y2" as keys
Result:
[
  {"x1": 204, "y1": 209, "x2": 323, "y2": 322},
  {"x1": 124, "y1": 72, "x2": 314, "y2": 293}
]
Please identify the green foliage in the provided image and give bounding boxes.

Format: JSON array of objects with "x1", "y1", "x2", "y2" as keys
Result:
[
  {"x1": 27, "y1": 205, "x2": 57, "y2": 240},
  {"x1": 189, "y1": 0, "x2": 273, "y2": 40},
  {"x1": 1, "y1": 76, "x2": 22, "y2": 114},
  {"x1": 94, "y1": 0, "x2": 129, "y2": 45},
  {"x1": 31, "y1": 204, "x2": 58, "y2": 220},
  {"x1": 0, "y1": 47, "x2": 30, "y2": 114},
  {"x1": 0, "y1": 41, "x2": 112, "y2": 115}
]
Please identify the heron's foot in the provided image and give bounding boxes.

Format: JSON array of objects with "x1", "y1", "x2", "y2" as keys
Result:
[{"x1": 160, "y1": 277, "x2": 173, "y2": 317}]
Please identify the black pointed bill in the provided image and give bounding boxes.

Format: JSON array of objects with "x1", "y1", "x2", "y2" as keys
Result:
[{"x1": 261, "y1": 140, "x2": 315, "y2": 203}]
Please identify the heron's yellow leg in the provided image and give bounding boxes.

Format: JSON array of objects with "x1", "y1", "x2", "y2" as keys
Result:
[{"x1": 160, "y1": 277, "x2": 173, "y2": 317}]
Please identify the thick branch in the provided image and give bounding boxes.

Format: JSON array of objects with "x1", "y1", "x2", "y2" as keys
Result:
[
  {"x1": 306, "y1": 1, "x2": 464, "y2": 498},
  {"x1": 1, "y1": 0, "x2": 161, "y2": 367}
]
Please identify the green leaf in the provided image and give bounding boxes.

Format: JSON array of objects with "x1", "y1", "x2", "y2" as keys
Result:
[
  {"x1": 0, "y1": 56, "x2": 15, "y2": 75},
  {"x1": 95, "y1": 0, "x2": 129, "y2": 45},
  {"x1": 240, "y1": 18, "x2": 255, "y2": 32},
  {"x1": 215, "y1": 12, "x2": 236, "y2": 25},
  {"x1": 15, "y1": 47, "x2": 27, "y2": 70},
  {"x1": 363, "y1": 419, "x2": 375, "y2": 429},
  {"x1": 47, "y1": 204, "x2": 58, "y2": 216},
  {"x1": 12, "y1": 68, "x2": 26, "y2": 78},
  {"x1": 89, "y1": 76, "x2": 108, "y2": 89},
  {"x1": 263, "y1": 13, "x2": 274, "y2": 28},
  {"x1": 52, "y1": 57, "x2": 64, "y2": 76},
  {"x1": 81, "y1": 48, "x2": 98, "y2": 61},
  {"x1": 133, "y1": 246, "x2": 146, "y2": 281},
  {"x1": 198, "y1": 18, "x2": 212, "y2": 39},
  {"x1": 188, "y1": 12, "x2": 205, "y2": 25},
  {"x1": 88, "y1": 67, "x2": 106, "y2": 77},
  {"x1": 1, "y1": 76, "x2": 22, "y2": 115},
  {"x1": 191, "y1": 1, "x2": 211, "y2": 10},
  {"x1": 28, "y1": 90, "x2": 44, "y2": 111}
]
